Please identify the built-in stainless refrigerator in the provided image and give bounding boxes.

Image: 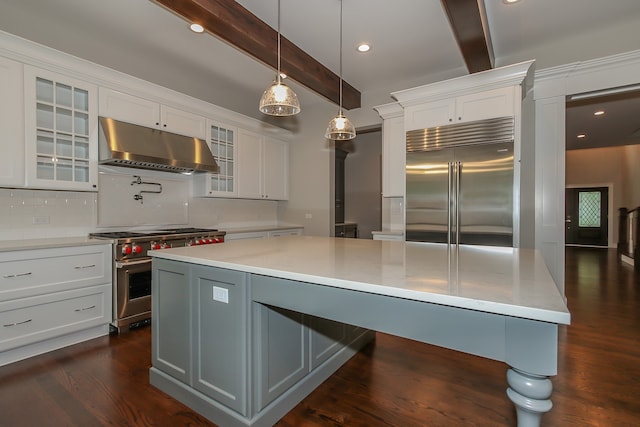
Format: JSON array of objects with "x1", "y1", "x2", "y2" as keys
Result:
[{"x1": 405, "y1": 116, "x2": 515, "y2": 247}]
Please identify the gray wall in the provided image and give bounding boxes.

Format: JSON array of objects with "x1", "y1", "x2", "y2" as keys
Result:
[{"x1": 343, "y1": 130, "x2": 382, "y2": 239}]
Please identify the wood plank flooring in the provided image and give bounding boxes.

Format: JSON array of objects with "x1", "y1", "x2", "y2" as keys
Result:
[{"x1": 0, "y1": 247, "x2": 638, "y2": 426}]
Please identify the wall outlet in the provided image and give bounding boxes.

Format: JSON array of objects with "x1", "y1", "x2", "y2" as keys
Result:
[
  {"x1": 32, "y1": 215, "x2": 50, "y2": 225},
  {"x1": 305, "y1": 213, "x2": 312, "y2": 219},
  {"x1": 212, "y1": 286, "x2": 229, "y2": 304}
]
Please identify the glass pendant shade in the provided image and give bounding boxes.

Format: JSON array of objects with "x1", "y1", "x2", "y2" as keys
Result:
[
  {"x1": 325, "y1": 110, "x2": 356, "y2": 140},
  {"x1": 259, "y1": 77, "x2": 301, "y2": 116},
  {"x1": 325, "y1": 0, "x2": 355, "y2": 140}
]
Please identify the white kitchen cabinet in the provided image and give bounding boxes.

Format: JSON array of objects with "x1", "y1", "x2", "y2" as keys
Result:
[
  {"x1": 193, "y1": 121, "x2": 237, "y2": 197},
  {"x1": 98, "y1": 88, "x2": 207, "y2": 139},
  {"x1": 237, "y1": 130, "x2": 289, "y2": 200},
  {"x1": 225, "y1": 231, "x2": 269, "y2": 241},
  {"x1": 23, "y1": 66, "x2": 99, "y2": 191},
  {"x1": 225, "y1": 228, "x2": 302, "y2": 241},
  {"x1": 0, "y1": 57, "x2": 25, "y2": 188},
  {"x1": 268, "y1": 228, "x2": 302, "y2": 238},
  {"x1": 0, "y1": 243, "x2": 112, "y2": 366},
  {"x1": 374, "y1": 103, "x2": 405, "y2": 198},
  {"x1": 404, "y1": 86, "x2": 516, "y2": 131}
]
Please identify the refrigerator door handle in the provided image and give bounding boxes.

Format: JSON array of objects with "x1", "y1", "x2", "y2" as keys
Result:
[
  {"x1": 456, "y1": 161, "x2": 462, "y2": 246},
  {"x1": 447, "y1": 161, "x2": 453, "y2": 245}
]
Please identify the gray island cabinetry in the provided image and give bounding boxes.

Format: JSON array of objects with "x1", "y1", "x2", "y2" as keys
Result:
[
  {"x1": 151, "y1": 258, "x2": 373, "y2": 426},
  {"x1": 150, "y1": 236, "x2": 570, "y2": 427}
]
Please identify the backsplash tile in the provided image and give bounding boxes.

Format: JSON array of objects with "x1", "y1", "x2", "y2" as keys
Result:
[{"x1": 0, "y1": 189, "x2": 97, "y2": 240}]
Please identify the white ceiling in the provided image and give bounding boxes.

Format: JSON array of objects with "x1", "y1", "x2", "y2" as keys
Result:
[{"x1": 1, "y1": 0, "x2": 640, "y2": 146}]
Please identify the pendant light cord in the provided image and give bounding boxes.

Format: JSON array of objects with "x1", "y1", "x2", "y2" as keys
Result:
[
  {"x1": 339, "y1": 0, "x2": 343, "y2": 114},
  {"x1": 277, "y1": 0, "x2": 282, "y2": 84}
]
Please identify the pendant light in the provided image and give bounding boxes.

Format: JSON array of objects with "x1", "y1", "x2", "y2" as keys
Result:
[
  {"x1": 259, "y1": 0, "x2": 300, "y2": 116},
  {"x1": 325, "y1": 0, "x2": 355, "y2": 140}
]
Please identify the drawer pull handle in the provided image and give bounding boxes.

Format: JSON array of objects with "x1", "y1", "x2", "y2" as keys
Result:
[
  {"x1": 74, "y1": 264, "x2": 96, "y2": 270},
  {"x1": 3, "y1": 319, "x2": 32, "y2": 327},
  {"x1": 75, "y1": 305, "x2": 96, "y2": 312},
  {"x1": 2, "y1": 272, "x2": 32, "y2": 278}
]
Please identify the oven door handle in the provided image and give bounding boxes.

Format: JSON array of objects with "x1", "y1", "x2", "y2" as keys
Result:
[{"x1": 116, "y1": 259, "x2": 152, "y2": 268}]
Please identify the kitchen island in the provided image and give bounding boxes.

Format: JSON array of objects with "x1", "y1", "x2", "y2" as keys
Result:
[{"x1": 149, "y1": 236, "x2": 570, "y2": 427}]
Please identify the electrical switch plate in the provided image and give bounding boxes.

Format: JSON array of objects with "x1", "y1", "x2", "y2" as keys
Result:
[
  {"x1": 32, "y1": 215, "x2": 50, "y2": 225},
  {"x1": 213, "y1": 286, "x2": 229, "y2": 303}
]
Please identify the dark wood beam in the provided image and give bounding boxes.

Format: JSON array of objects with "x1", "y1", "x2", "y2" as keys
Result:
[
  {"x1": 441, "y1": 0, "x2": 494, "y2": 73},
  {"x1": 153, "y1": 0, "x2": 361, "y2": 110}
]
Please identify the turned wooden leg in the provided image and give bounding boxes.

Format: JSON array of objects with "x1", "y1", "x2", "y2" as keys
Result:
[{"x1": 506, "y1": 368, "x2": 553, "y2": 427}]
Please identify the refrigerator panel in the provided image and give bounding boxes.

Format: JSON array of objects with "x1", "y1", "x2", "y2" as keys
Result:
[
  {"x1": 405, "y1": 149, "x2": 453, "y2": 243},
  {"x1": 455, "y1": 142, "x2": 514, "y2": 246}
]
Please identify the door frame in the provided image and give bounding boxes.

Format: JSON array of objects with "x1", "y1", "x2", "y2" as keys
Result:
[
  {"x1": 534, "y1": 49, "x2": 640, "y2": 295},
  {"x1": 565, "y1": 183, "x2": 614, "y2": 248}
]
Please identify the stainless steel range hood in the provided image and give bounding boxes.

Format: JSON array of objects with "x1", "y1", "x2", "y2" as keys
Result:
[{"x1": 98, "y1": 117, "x2": 219, "y2": 174}]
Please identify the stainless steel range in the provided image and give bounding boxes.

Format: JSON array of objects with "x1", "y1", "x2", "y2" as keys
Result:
[{"x1": 89, "y1": 228, "x2": 226, "y2": 332}]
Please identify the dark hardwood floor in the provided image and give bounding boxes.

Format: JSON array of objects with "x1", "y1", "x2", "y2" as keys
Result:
[{"x1": 0, "y1": 247, "x2": 638, "y2": 426}]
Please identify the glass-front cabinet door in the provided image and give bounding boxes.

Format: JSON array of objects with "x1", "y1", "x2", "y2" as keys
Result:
[
  {"x1": 24, "y1": 66, "x2": 98, "y2": 191},
  {"x1": 205, "y1": 122, "x2": 237, "y2": 197}
]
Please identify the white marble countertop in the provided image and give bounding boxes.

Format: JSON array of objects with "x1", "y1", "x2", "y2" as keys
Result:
[
  {"x1": 150, "y1": 235, "x2": 570, "y2": 325},
  {"x1": 0, "y1": 236, "x2": 113, "y2": 252}
]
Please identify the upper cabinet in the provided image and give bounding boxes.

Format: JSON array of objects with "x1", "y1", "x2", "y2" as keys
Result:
[
  {"x1": 404, "y1": 86, "x2": 516, "y2": 131},
  {"x1": 394, "y1": 60, "x2": 534, "y2": 132},
  {"x1": 374, "y1": 103, "x2": 405, "y2": 198},
  {"x1": 236, "y1": 130, "x2": 289, "y2": 201},
  {"x1": 98, "y1": 88, "x2": 207, "y2": 139},
  {"x1": 193, "y1": 121, "x2": 238, "y2": 197},
  {"x1": 23, "y1": 66, "x2": 98, "y2": 191},
  {"x1": 0, "y1": 57, "x2": 24, "y2": 188}
]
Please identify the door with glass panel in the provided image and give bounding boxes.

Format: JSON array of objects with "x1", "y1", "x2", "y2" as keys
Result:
[{"x1": 565, "y1": 187, "x2": 608, "y2": 246}]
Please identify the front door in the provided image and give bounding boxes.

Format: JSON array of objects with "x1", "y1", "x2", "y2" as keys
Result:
[{"x1": 565, "y1": 187, "x2": 608, "y2": 246}]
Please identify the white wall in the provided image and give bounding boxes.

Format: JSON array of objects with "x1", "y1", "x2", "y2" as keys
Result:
[{"x1": 278, "y1": 102, "x2": 336, "y2": 236}]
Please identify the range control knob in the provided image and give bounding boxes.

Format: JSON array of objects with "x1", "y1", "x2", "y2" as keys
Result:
[
  {"x1": 132, "y1": 245, "x2": 143, "y2": 254},
  {"x1": 122, "y1": 245, "x2": 133, "y2": 255},
  {"x1": 160, "y1": 242, "x2": 171, "y2": 249},
  {"x1": 151, "y1": 242, "x2": 161, "y2": 250}
]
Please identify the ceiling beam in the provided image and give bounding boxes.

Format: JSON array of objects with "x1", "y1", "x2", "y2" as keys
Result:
[
  {"x1": 441, "y1": 0, "x2": 494, "y2": 73},
  {"x1": 153, "y1": 0, "x2": 361, "y2": 110}
]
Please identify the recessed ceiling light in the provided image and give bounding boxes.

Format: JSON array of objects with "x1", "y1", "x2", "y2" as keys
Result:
[
  {"x1": 190, "y1": 23, "x2": 204, "y2": 33},
  {"x1": 593, "y1": 110, "x2": 605, "y2": 116},
  {"x1": 357, "y1": 43, "x2": 371, "y2": 53},
  {"x1": 503, "y1": 0, "x2": 521, "y2": 4},
  {"x1": 577, "y1": 134, "x2": 587, "y2": 139}
]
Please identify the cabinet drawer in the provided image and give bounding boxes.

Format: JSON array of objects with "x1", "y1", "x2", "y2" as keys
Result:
[
  {"x1": 0, "y1": 284, "x2": 111, "y2": 352},
  {"x1": 0, "y1": 245, "x2": 111, "y2": 300}
]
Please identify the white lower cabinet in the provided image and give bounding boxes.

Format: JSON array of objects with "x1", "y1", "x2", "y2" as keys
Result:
[
  {"x1": 225, "y1": 228, "x2": 302, "y2": 241},
  {"x1": 0, "y1": 243, "x2": 112, "y2": 366}
]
